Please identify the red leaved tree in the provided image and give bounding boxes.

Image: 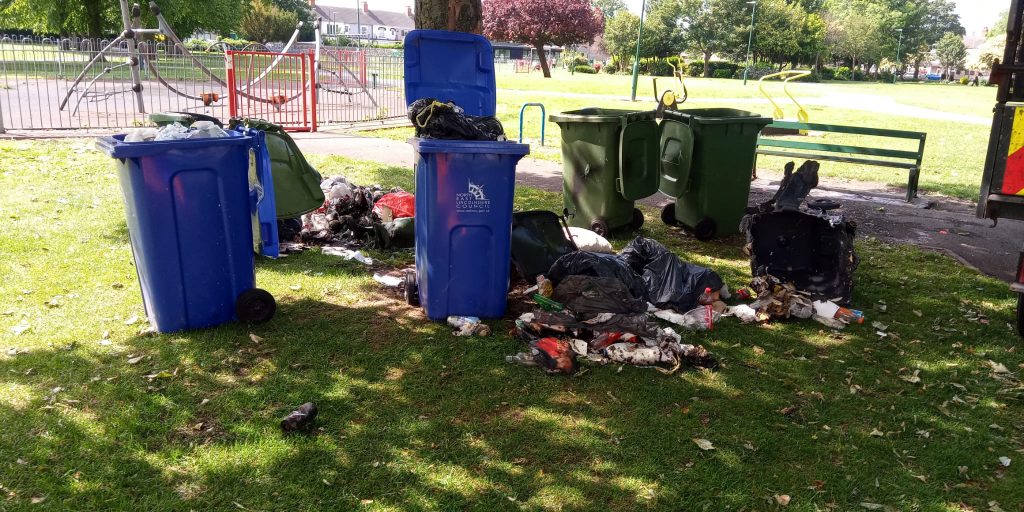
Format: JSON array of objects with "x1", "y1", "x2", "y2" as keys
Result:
[{"x1": 483, "y1": 0, "x2": 604, "y2": 78}]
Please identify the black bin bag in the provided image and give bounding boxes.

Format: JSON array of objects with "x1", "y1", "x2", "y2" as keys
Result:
[{"x1": 511, "y1": 210, "x2": 576, "y2": 283}]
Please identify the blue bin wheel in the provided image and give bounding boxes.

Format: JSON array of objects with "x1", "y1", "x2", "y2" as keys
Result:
[
  {"x1": 693, "y1": 217, "x2": 717, "y2": 241},
  {"x1": 661, "y1": 203, "x2": 677, "y2": 226},
  {"x1": 236, "y1": 288, "x2": 276, "y2": 324},
  {"x1": 404, "y1": 272, "x2": 419, "y2": 306},
  {"x1": 631, "y1": 208, "x2": 645, "y2": 230},
  {"x1": 589, "y1": 218, "x2": 609, "y2": 238}
]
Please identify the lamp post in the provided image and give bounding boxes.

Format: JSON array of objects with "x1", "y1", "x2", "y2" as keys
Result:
[
  {"x1": 742, "y1": 1, "x2": 757, "y2": 85},
  {"x1": 893, "y1": 28, "x2": 904, "y2": 84},
  {"x1": 629, "y1": 0, "x2": 648, "y2": 101}
]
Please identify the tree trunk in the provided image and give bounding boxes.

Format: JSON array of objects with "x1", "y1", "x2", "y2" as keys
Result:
[
  {"x1": 535, "y1": 43, "x2": 551, "y2": 78},
  {"x1": 703, "y1": 50, "x2": 711, "y2": 78},
  {"x1": 414, "y1": 0, "x2": 483, "y2": 33},
  {"x1": 913, "y1": 58, "x2": 921, "y2": 80}
]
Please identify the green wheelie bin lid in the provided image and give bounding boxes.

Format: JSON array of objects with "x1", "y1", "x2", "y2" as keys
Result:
[
  {"x1": 618, "y1": 118, "x2": 661, "y2": 201},
  {"x1": 230, "y1": 118, "x2": 325, "y2": 219},
  {"x1": 657, "y1": 118, "x2": 694, "y2": 197}
]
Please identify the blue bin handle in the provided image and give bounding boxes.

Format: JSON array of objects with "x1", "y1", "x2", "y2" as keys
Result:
[{"x1": 237, "y1": 128, "x2": 280, "y2": 259}]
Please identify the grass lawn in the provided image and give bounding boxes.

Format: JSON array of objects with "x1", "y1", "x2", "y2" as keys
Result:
[
  {"x1": 370, "y1": 74, "x2": 994, "y2": 201},
  {"x1": 1, "y1": 139, "x2": 1022, "y2": 511}
]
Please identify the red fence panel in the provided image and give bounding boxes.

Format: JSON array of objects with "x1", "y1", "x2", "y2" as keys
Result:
[{"x1": 227, "y1": 50, "x2": 315, "y2": 132}]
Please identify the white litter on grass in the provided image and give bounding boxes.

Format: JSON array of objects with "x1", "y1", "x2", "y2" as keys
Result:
[
  {"x1": 321, "y1": 247, "x2": 373, "y2": 265},
  {"x1": 373, "y1": 274, "x2": 403, "y2": 287},
  {"x1": 11, "y1": 320, "x2": 30, "y2": 336},
  {"x1": 999, "y1": 456, "x2": 1011, "y2": 467}
]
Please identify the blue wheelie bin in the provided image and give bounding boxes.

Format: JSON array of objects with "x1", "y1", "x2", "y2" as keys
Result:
[
  {"x1": 97, "y1": 128, "x2": 279, "y2": 333},
  {"x1": 403, "y1": 30, "x2": 530, "y2": 320}
]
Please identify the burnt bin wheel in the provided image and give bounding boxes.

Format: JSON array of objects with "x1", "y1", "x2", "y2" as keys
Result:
[
  {"x1": 693, "y1": 217, "x2": 717, "y2": 241},
  {"x1": 404, "y1": 271, "x2": 419, "y2": 306},
  {"x1": 236, "y1": 288, "x2": 276, "y2": 324},
  {"x1": 1017, "y1": 293, "x2": 1024, "y2": 338},
  {"x1": 661, "y1": 202, "x2": 677, "y2": 226},
  {"x1": 590, "y1": 218, "x2": 609, "y2": 237},
  {"x1": 631, "y1": 208, "x2": 645, "y2": 230}
]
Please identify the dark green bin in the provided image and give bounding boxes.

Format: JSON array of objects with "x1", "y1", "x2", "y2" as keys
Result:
[
  {"x1": 549, "y1": 108, "x2": 662, "y2": 235},
  {"x1": 658, "y1": 108, "x2": 772, "y2": 240}
]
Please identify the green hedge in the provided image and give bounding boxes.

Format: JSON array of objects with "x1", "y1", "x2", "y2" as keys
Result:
[{"x1": 574, "y1": 65, "x2": 597, "y2": 74}]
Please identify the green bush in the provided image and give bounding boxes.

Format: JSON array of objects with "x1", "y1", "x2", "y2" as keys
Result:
[
  {"x1": 835, "y1": 66, "x2": 852, "y2": 80},
  {"x1": 818, "y1": 67, "x2": 835, "y2": 80},
  {"x1": 713, "y1": 68, "x2": 733, "y2": 79},
  {"x1": 879, "y1": 71, "x2": 894, "y2": 82},
  {"x1": 959, "y1": 76, "x2": 970, "y2": 85},
  {"x1": 732, "y1": 62, "x2": 775, "y2": 80},
  {"x1": 569, "y1": 55, "x2": 589, "y2": 68},
  {"x1": 603, "y1": 62, "x2": 619, "y2": 74},
  {"x1": 852, "y1": 69, "x2": 866, "y2": 81},
  {"x1": 640, "y1": 59, "x2": 674, "y2": 76},
  {"x1": 574, "y1": 64, "x2": 597, "y2": 74}
]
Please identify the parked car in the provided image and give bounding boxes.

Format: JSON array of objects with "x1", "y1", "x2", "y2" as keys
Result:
[{"x1": 926, "y1": 73, "x2": 942, "y2": 81}]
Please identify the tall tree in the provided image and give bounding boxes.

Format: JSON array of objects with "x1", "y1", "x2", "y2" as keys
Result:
[
  {"x1": 935, "y1": 31, "x2": 966, "y2": 76},
  {"x1": 674, "y1": 0, "x2": 747, "y2": 77},
  {"x1": 0, "y1": 0, "x2": 242, "y2": 38},
  {"x1": 603, "y1": 10, "x2": 642, "y2": 68},
  {"x1": 483, "y1": 0, "x2": 604, "y2": 77},
  {"x1": 415, "y1": 0, "x2": 483, "y2": 33},
  {"x1": 751, "y1": 0, "x2": 804, "y2": 69},
  {"x1": 240, "y1": 0, "x2": 297, "y2": 43},
  {"x1": 593, "y1": 0, "x2": 626, "y2": 19}
]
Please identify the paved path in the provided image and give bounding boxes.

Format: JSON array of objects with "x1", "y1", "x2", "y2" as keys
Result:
[{"x1": 292, "y1": 131, "x2": 1024, "y2": 283}]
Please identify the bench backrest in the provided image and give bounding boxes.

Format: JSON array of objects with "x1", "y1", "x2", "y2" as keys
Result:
[{"x1": 757, "y1": 121, "x2": 926, "y2": 166}]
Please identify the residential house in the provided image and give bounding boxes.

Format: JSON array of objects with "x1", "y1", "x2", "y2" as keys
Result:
[{"x1": 311, "y1": 1, "x2": 414, "y2": 42}]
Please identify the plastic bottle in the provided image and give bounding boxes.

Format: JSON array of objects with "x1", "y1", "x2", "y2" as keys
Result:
[
  {"x1": 533, "y1": 294, "x2": 564, "y2": 312},
  {"x1": 697, "y1": 287, "x2": 719, "y2": 305},
  {"x1": 834, "y1": 307, "x2": 864, "y2": 324},
  {"x1": 536, "y1": 275, "x2": 554, "y2": 298},
  {"x1": 654, "y1": 305, "x2": 721, "y2": 331}
]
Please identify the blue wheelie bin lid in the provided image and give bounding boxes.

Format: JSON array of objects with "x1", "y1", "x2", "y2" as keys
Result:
[{"x1": 404, "y1": 29, "x2": 496, "y2": 116}]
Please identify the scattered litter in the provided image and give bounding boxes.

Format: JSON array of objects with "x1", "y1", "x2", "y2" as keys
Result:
[
  {"x1": 280, "y1": 402, "x2": 318, "y2": 433},
  {"x1": 653, "y1": 305, "x2": 719, "y2": 331},
  {"x1": 321, "y1": 247, "x2": 373, "y2": 265},
  {"x1": 988, "y1": 360, "x2": 1010, "y2": 374},
  {"x1": 447, "y1": 316, "x2": 491, "y2": 337},
  {"x1": 373, "y1": 274, "x2": 403, "y2": 287},
  {"x1": 567, "y1": 227, "x2": 613, "y2": 253},
  {"x1": 999, "y1": 456, "x2": 1011, "y2": 467},
  {"x1": 124, "y1": 315, "x2": 139, "y2": 326}
]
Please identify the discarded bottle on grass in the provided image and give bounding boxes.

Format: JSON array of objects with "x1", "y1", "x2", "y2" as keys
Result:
[
  {"x1": 533, "y1": 294, "x2": 564, "y2": 312},
  {"x1": 654, "y1": 305, "x2": 721, "y2": 331},
  {"x1": 835, "y1": 307, "x2": 864, "y2": 324},
  {"x1": 506, "y1": 351, "x2": 539, "y2": 366},
  {"x1": 280, "y1": 402, "x2": 318, "y2": 433}
]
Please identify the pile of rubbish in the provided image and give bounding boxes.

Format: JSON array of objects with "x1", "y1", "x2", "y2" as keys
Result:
[
  {"x1": 507, "y1": 236, "x2": 725, "y2": 376},
  {"x1": 123, "y1": 121, "x2": 228, "y2": 142},
  {"x1": 278, "y1": 175, "x2": 416, "y2": 253},
  {"x1": 408, "y1": 98, "x2": 507, "y2": 141}
]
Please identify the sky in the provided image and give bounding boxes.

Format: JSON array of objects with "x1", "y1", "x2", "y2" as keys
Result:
[{"x1": 320, "y1": 0, "x2": 1008, "y2": 37}]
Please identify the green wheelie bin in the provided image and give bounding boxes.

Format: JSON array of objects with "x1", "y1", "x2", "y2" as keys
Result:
[
  {"x1": 658, "y1": 108, "x2": 772, "y2": 240},
  {"x1": 550, "y1": 108, "x2": 663, "y2": 236}
]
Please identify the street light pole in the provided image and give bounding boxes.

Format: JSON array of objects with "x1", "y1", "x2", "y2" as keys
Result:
[
  {"x1": 630, "y1": 0, "x2": 647, "y2": 101},
  {"x1": 894, "y1": 28, "x2": 904, "y2": 84},
  {"x1": 742, "y1": 1, "x2": 757, "y2": 85}
]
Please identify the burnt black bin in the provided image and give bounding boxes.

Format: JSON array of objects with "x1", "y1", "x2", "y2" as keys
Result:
[{"x1": 746, "y1": 209, "x2": 859, "y2": 305}]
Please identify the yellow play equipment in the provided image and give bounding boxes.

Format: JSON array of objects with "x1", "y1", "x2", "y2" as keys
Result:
[
  {"x1": 758, "y1": 70, "x2": 811, "y2": 122},
  {"x1": 652, "y1": 58, "x2": 688, "y2": 106}
]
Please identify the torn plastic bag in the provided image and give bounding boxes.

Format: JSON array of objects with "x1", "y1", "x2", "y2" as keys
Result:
[
  {"x1": 551, "y1": 275, "x2": 647, "y2": 318},
  {"x1": 373, "y1": 191, "x2": 415, "y2": 221},
  {"x1": 518, "y1": 311, "x2": 655, "y2": 338},
  {"x1": 547, "y1": 251, "x2": 646, "y2": 301},
  {"x1": 511, "y1": 210, "x2": 576, "y2": 283},
  {"x1": 618, "y1": 237, "x2": 724, "y2": 311},
  {"x1": 408, "y1": 97, "x2": 506, "y2": 141},
  {"x1": 745, "y1": 210, "x2": 858, "y2": 304}
]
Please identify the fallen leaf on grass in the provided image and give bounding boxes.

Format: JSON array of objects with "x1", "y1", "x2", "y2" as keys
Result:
[
  {"x1": 743, "y1": 441, "x2": 755, "y2": 451},
  {"x1": 124, "y1": 315, "x2": 139, "y2": 326},
  {"x1": 30, "y1": 496, "x2": 45, "y2": 504},
  {"x1": 692, "y1": 438, "x2": 714, "y2": 450},
  {"x1": 900, "y1": 369, "x2": 922, "y2": 384},
  {"x1": 752, "y1": 345, "x2": 765, "y2": 356},
  {"x1": 360, "y1": 499, "x2": 374, "y2": 505},
  {"x1": 126, "y1": 355, "x2": 145, "y2": 364},
  {"x1": 774, "y1": 494, "x2": 791, "y2": 506},
  {"x1": 988, "y1": 361, "x2": 1010, "y2": 374},
  {"x1": 232, "y1": 502, "x2": 247, "y2": 510},
  {"x1": 869, "y1": 428, "x2": 885, "y2": 437},
  {"x1": 860, "y1": 503, "x2": 884, "y2": 510},
  {"x1": 910, "y1": 474, "x2": 927, "y2": 482},
  {"x1": 249, "y1": 333, "x2": 263, "y2": 344},
  {"x1": 912, "y1": 310, "x2": 923, "y2": 317}
]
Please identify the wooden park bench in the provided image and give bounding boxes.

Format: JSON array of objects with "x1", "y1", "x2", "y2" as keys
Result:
[{"x1": 754, "y1": 121, "x2": 927, "y2": 202}]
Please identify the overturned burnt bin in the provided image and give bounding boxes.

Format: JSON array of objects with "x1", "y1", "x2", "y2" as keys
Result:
[{"x1": 745, "y1": 206, "x2": 859, "y2": 304}]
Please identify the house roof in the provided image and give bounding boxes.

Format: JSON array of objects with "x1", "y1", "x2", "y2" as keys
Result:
[{"x1": 314, "y1": 5, "x2": 414, "y2": 29}]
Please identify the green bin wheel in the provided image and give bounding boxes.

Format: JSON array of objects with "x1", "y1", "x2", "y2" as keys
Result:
[
  {"x1": 693, "y1": 217, "x2": 717, "y2": 241},
  {"x1": 590, "y1": 218, "x2": 609, "y2": 237},
  {"x1": 236, "y1": 288, "x2": 276, "y2": 324},
  {"x1": 631, "y1": 208, "x2": 645, "y2": 230},
  {"x1": 660, "y1": 203, "x2": 677, "y2": 226},
  {"x1": 404, "y1": 272, "x2": 419, "y2": 306},
  {"x1": 1017, "y1": 293, "x2": 1024, "y2": 338}
]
